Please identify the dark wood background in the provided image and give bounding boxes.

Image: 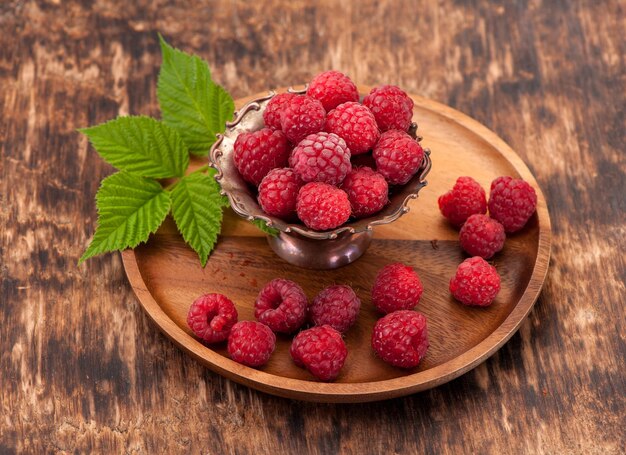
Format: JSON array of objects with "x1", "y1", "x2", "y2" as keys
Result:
[{"x1": 1, "y1": 0, "x2": 624, "y2": 453}]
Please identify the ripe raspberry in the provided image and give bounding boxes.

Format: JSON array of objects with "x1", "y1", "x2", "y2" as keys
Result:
[
  {"x1": 371, "y1": 263, "x2": 424, "y2": 314},
  {"x1": 449, "y1": 257, "x2": 501, "y2": 306},
  {"x1": 371, "y1": 310, "x2": 429, "y2": 369},
  {"x1": 373, "y1": 130, "x2": 424, "y2": 185},
  {"x1": 296, "y1": 182, "x2": 351, "y2": 231},
  {"x1": 280, "y1": 95, "x2": 326, "y2": 144},
  {"x1": 187, "y1": 294, "x2": 238, "y2": 344},
  {"x1": 227, "y1": 321, "x2": 276, "y2": 367},
  {"x1": 255, "y1": 278, "x2": 308, "y2": 333},
  {"x1": 438, "y1": 176, "x2": 487, "y2": 227},
  {"x1": 459, "y1": 214, "x2": 506, "y2": 259},
  {"x1": 290, "y1": 325, "x2": 348, "y2": 381},
  {"x1": 258, "y1": 168, "x2": 302, "y2": 219},
  {"x1": 233, "y1": 128, "x2": 290, "y2": 185},
  {"x1": 363, "y1": 85, "x2": 414, "y2": 132},
  {"x1": 306, "y1": 70, "x2": 359, "y2": 111},
  {"x1": 341, "y1": 167, "x2": 389, "y2": 218},
  {"x1": 325, "y1": 102, "x2": 380, "y2": 155},
  {"x1": 488, "y1": 176, "x2": 538, "y2": 233},
  {"x1": 289, "y1": 132, "x2": 351, "y2": 185},
  {"x1": 309, "y1": 285, "x2": 361, "y2": 333},
  {"x1": 263, "y1": 92, "x2": 296, "y2": 130}
]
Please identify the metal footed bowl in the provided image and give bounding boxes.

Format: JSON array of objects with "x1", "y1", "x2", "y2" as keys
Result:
[{"x1": 209, "y1": 89, "x2": 432, "y2": 269}]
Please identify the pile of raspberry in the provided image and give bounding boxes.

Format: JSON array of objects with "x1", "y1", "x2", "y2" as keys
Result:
[
  {"x1": 438, "y1": 175, "x2": 538, "y2": 306},
  {"x1": 186, "y1": 261, "x2": 431, "y2": 380},
  {"x1": 232, "y1": 70, "x2": 426, "y2": 231}
]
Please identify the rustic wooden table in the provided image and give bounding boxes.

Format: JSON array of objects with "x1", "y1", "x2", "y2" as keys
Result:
[{"x1": 1, "y1": 1, "x2": 624, "y2": 453}]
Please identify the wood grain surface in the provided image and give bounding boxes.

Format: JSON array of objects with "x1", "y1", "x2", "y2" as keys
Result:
[{"x1": 1, "y1": 0, "x2": 624, "y2": 453}]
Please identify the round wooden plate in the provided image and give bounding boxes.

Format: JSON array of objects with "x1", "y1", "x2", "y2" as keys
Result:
[{"x1": 121, "y1": 88, "x2": 551, "y2": 403}]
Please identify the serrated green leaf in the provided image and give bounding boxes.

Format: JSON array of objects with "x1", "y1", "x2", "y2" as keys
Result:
[
  {"x1": 80, "y1": 116, "x2": 189, "y2": 178},
  {"x1": 251, "y1": 219, "x2": 280, "y2": 237},
  {"x1": 157, "y1": 35, "x2": 235, "y2": 156},
  {"x1": 80, "y1": 172, "x2": 171, "y2": 263},
  {"x1": 171, "y1": 172, "x2": 225, "y2": 266}
]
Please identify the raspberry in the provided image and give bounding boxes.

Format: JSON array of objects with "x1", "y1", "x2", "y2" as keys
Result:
[
  {"x1": 371, "y1": 263, "x2": 424, "y2": 314},
  {"x1": 373, "y1": 130, "x2": 424, "y2": 185},
  {"x1": 255, "y1": 278, "x2": 308, "y2": 333},
  {"x1": 290, "y1": 325, "x2": 348, "y2": 381},
  {"x1": 263, "y1": 93, "x2": 296, "y2": 130},
  {"x1": 309, "y1": 285, "x2": 361, "y2": 333},
  {"x1": 280, "y1": 95, "x2": 326, "y2": 144},
  {"x1": 488, "y1": 176, "x2": 538, "y2": 233},
  {"x1": 449, "y1": 257, "x2": 501, "y2": 306},
  {"x1": 306, "y1": 70, "x2": 359, "y2": 111},
  {"x1": 371, "y1": 310, "x2": 429, "y2": 369},
  {"x1": 227, "y1": 321, "x2": 276, "y2": 367},
  {"x1": 289, "y1": 132, "x2": 351, "y2": 185},
  {"x1": 325, "y1": 102, "x2": 380, "y2": 155},
  {"x1": 341, "y1": 167, "x2": 389, "y2": 218},
  {"x1": 233, "y1": 128, "x2": 290, "y2": 185},
  {"x1": 363, "y1": 85, "x2": 414, "y2": 132},
  {"x1": 296, "y1": 182, "x2": 351, "y2": 231},
  {"x1": 187, "y1": 293, "x2": 238, "y2": 344},
  {"x1": 258, "y1": 168, "x2": 302, "y2": 219},
  {"x1": 459, "y1": 214, "x2": 506, "y2": 259},
  {"x1": 438, "y1": 176, "x2": 487, "y2": 227}
]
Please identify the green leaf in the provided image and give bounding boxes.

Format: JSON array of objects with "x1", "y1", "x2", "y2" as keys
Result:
[
  {"x1": 251, "y1": 219, "x2": 280, "y2": 237},
  {"x1": 171, "y1": 172, "x2": 225, "y2": 266},
  {"x1": 80, "y1": 172, "x2": 171, "y2": 263},
  {"x1": 157, "y1": 34, "x2": 235, "y2": 156},
  {"x1": 80, "y1": 116, "x2": 189, "y2": 178}
]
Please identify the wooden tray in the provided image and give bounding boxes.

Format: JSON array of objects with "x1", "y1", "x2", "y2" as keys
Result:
[{"x1": 121, "y1": 91, "x2": 551, "y2": 403}]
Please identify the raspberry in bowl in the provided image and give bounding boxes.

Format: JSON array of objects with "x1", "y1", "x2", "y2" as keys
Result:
[{"x1": 209, "y1": 77, "x2": 432, "y2": 269}]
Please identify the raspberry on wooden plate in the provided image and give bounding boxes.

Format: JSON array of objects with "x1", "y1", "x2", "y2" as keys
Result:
[
  {"x1": 187, "y1": 293, "x2": 238, "y2": 344},
  {"x1": 371, "y1": 310, "x2": 429, "y2": 369},
  {"x1": 255, "y1": 278, "x2": 308, "y2": 333},
  {"x1": 371, "y1": 263, "x2": 424, "y2": 314},
  {"x1": 459, "y1": 214, "x2": 506, "y2": 259},
  {"x1": 227, "y1": 321, "x2": 276, "y2": 367},
  {"x1": 449, "y1": 257, "x2": 501, "y2": 306},
  {"x1": 290, "y1": 325, "x2": 348, "y2": 381},
  {"x1": 488, "y1": 176, "x2": 537, "y2": 233},
  {"x1": 309, "y1": 285, "x2": 361, "y2": 333},
  {"x1": 438, "y1": 176, "x2": 487, "y2": 227}
]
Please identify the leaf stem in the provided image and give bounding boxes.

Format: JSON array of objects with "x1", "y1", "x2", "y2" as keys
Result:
[{"x1": 164, "y1": 164, "x2": 211, "y2": 191}]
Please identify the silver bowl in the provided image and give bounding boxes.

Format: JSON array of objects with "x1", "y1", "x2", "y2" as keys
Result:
[{"x1": 209, "y1": 89, "x2": 432, "y2": 269}]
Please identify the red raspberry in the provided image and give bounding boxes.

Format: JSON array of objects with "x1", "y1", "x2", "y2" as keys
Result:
[
  {"x1": 373, "y1": 130, "x2": 424, "y2": 185},
  {"x1": 341, "y1": 167, "x2": 389, "y2": 218},
  {"x1": 296, "y1": 182, "x2": 351, "y2": 231},
  {"x1": 309, "y1": 285, "x2": 361, "y2": 333},
  {"x1": 290, "y1": 325, "x2": 348, "y2": 381},
  {"x1": 255, "y1": 278, "x2": 308, "y2": 333},
  {"x1": 449, "y1": 257, "x2": 501, "y2": 306},
  {"x1": 363, "y1": 85, "x2": 414, "y2": 132},
  {"x1": 438, "y1": 176, "x2": 487, "y2": 227},
  {"x1": 258, "y1": 168, "x2": 302, "y2": 219},
  {"x1": 371, "y1": 263, "x2": 424, "y2": 314},
  {"x1": 263, "y1": 92, "x2": 296, "y2": 130},
  {"x1": 289, "y1": 132, "x2": 351, "y2": 185},
  {"x1": 325, "y1": 102, "x2": 380, "y2": 155},
  {"x1": 227, "y1": 321, "x2": 276, "y2": 367},
  {"x1": 488, "y1": 176, "x2": 538, "y2": 233},
  {"x1": 280, "y1": 95, "x2": 326, "y2": 144},
  {"x1": 459, "y1": 214, "x2": 506, "y2": 259},
  {"x1": 306, "y1": 70, "x2": 359, "y2": 111},
  {"x1": 187, "y1": 293, "x2": 238, "y2": 344},
  {"x1": 371, "y1": 310, "x2": 429, "y2": 369},
  {"x1": 233, "y1": 128, "x2": 290, "y2": 186}
]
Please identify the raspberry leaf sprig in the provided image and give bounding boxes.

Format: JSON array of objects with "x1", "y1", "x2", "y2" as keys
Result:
[{"x1": 79, "y1": 35, "x2": 234, "y2": 266}]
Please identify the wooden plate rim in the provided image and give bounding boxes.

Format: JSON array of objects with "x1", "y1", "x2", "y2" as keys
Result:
[{"x1": 121, "y1": 90, "x2": 552, "y2": 403}]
